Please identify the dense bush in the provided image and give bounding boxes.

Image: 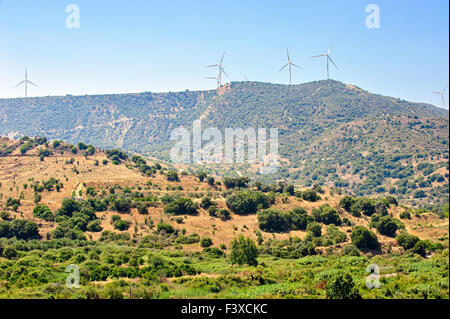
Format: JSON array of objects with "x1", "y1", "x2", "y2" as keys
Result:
[
  {"x1": 164, "y1": 198, "x2": 197, "y2": 215},
  {"x1": 0, "y1": 219, "x2": 41, "y2": 240},
  {"x1": 106, "y1": 149, "x2": 128, "y2": 164},
  {"x1": 57, "y1": 198, "x2": 82, "y2": 217},
  {"x1": 114, "y1": 219, "x2": 131, "y2": 231},
  {"x1": 52, "y1": 225, "x2": 86, "y2": 240},
  {"x1": 86, "y1": 220, "x2": 103, "y2": 232},
  {"x1": 301, "y1": 189, "x2": 321, "y2": 202},
  {"x1": 325, "y1": 225, "x2": 347, "y2": 245},
  {"x1": 223, "y1": 177, "x2": 249, "y2": 189},
  {"x1": 259, "y1": 237, "x2": 316, "y2": 258},
  {"x1": 306, "y1": 222, "x2": 322, "y2": 237},
  {"x1": 33, "y1": 204, "x2": 54, "y2": 221},
  {"x1": 340, "y1": 196, "x2": 377, "y2": 217},
  {"x1": 350, "y1": 226, "x2": 379, "y2": 250},
  {"x1": 286, "y1": 207, "x2": 312, "y2": 230},
  {"x1": 200, "y1": 237, "x2": 213, "y2": 248},
  {"x1": 200, "y1": 197, "x2": 215, "y2": 209},
  {"x1": 166, "y1": 170, "x2": 180, "y2": 182},
  {"x1": 114, "y1": 197, "x2": 131, "y2": 213},
  {"x1": 257, "y1": 209, "x2": 289, "y2": 233},
  {"x1": 156, "y1": 222, "x2": 175, "y2": 234},
  {"x1": 257, "y1": 207, "x2": 315, "y2": 233},
  {"x1": 226, "y1": 190, "x2": 269, "y2": 215},
  {"x1": 340, "y1": 244, "x2": 360, "y2": 256},
  {"x1": 312, "y1": 205, "x2": 342, "y2": 225},
  {"x1": 396, "y1": 233, "x2": 420, "y2": 251},
  {"x1": 230, "y1": 235, "x2": 258, "y2": 266},
  {"x1": 326, "y1": 272, "x2": 361, "y2": 299},
  {"x1": 375, "y1": 216, "x2": 398, "y2": 237}
]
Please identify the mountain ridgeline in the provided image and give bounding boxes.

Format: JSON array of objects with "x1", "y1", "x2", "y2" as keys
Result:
[{"x1": 0, "y1": 80, "x2": 448, "y2": 208}]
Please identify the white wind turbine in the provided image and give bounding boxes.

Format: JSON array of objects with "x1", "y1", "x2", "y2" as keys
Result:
[
  {"x1": 205, "y1": 52, "x2": 228, "y2": 89},
  {"x1": 312, "y1": 44, "x2": 337, "y2": 80},
  {"x1": 15, "y1": 67, "x2": 38, "y2": 97},
  {"x1": 278, "y1": 48, "x2": 301, "y2": 85},
  {"x1": 433, "y1": 84, "x2": 447, "y2": 108}
]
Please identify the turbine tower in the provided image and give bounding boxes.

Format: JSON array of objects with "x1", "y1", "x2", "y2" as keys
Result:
[
  {"x1": 205, "y1": 52, "x2": 228, "y2": 89},
  {"x1": 278, "y1": 48, "x2": 301, "y2": 85},
  {"x1": 204, "y1": 76, "x2": 220, "y2": 89},
  {"x1": 433, "y1": 84, "x2": 447, "y2": 108},
  {"x1": 15, "y1": 67, "x2": 38, "y2": 98},
  {"x1": 312, "y1": 44, "x2": 337, "y2": 80}
]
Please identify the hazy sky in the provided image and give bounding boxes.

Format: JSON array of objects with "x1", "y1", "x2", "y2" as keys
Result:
[{"x1": 0, "y1": 0, "x2": 448, "y2": 109}]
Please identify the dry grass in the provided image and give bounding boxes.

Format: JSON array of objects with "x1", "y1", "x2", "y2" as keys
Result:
[{"x1": 0, "y1": 146, "x2": 448, "y2": 251}]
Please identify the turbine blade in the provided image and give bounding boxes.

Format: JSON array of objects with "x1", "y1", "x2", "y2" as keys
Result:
[
  {"x1": 328, "y1": 43, "x2": 333, "y2": 54},
  {"x1": 27, "y1": 80, "x2": 38, "y2": 87},
  {"x1": 311, "y1": 54, "x2": 326, "y2": 58},
  {"x1": 328, "y1": 56, "x2": 338, "y2": 68},
  {"x1": 286, "y1": 48, "x2": 290, "y2": 62},
  {"x1": 220, "y1": 52, "x2": 225, "y2": 64},
  {"x1": 221, "y1": 67, "x2": 228, "y2": 78},
  {"x1": 205, "y1": 64, "x2": 219, "y2": 68},
  {"x1": 205, "y1": 77, "x2": 217, "y2": 79},
  {"x1": 278, "y1": 63, "x2": 289, "y2": 73},
  {"x1": 432, "y1": 92, "x2": 441, "y2": 95},
  {"x1": 291, "y1": 63, "x2": 302, "y2": 69},
  {"x1": 15, "y1": 80, "x2": 25, "y2": 88}
]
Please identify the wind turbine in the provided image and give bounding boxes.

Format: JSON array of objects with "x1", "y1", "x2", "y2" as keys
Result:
[
  {"x1": 433, "y1": 84, "x2": 447, "y2": 108},
  {"x1": 204, "y1": 76, "x2": 220, "y2": 89},
  {"x1": 278, "y1": 48, "x2": 301, "y2": 85},
  {"x1": 205, "y1": 52, "x2": 228, "y2": 89},
  {"x1": 312, "y1": 44, "x2": 337, "y2": 80},
  {"x1": 15, "y1": 67, "x2": 38, "y2": 97}
]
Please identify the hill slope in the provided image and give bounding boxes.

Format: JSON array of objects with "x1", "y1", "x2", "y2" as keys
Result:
[
  {"x1": 0, "y1": 137, "x2": 448, "y2": 299},
  {"x1": 0, "y1": 81, "x2": 448, "y2": 207}
]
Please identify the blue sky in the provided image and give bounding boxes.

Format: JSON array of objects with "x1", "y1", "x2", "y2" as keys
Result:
[{"x1": 0, "y1": 0, "x2": 448, "y2": 109}]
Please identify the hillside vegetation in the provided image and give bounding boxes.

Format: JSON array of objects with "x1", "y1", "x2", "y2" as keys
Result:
[
  {"x1": 0, "y1": 137, "x2": 448, "y2": 299},
  {"x1": 0, "y1": 81, "x2": 448, "y2": 208}
]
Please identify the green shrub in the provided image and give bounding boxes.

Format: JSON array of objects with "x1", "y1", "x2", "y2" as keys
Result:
[
  {"x1": 33, "y1": 204, "x2": 54, "y2": 221},
  {"x1": 0, "y1": 219, "x2": 41, "y2": 240},
  {"x1": 226, "y1": 190, "x2": 269, "y2": 215},
  {"x1": 396, "y1": 233, "x2": 420, "y2": 251},
  {"x1": 306, "y1": 222, "x2": 322, "y2": 237},
  {"x1": 302, "y1": 189, "x2": 320, "y2": 202},
  {"x1": 257, "y1": 209, "x2": 289, "y2": 233},
  {"x1": 166, "y1": 170, "x2": 179, "y2": 182},
  {"x1": 157, "y1": 222, "x2": 175, "y2": 234},
  {"x1": 376, "y1": 216, "x2": 398, "y2": 237},
  {"x1": 114, "y1": 197, "x2": 131, "y2": 213},
  {"x1": 230, "y1": 235, "x2": 258, "y2": 266},
  {"x1": 286, "y1": 207, "x2": 312, "y2": 230},
  {"x1": 87, "y1": 220, "x2": 103, "y2": 232},
  {"x1": 164, "y1": 198, "x2": 197, "y2": 216},
  {"x1": 341, "y1": 244, "x2": 360, "y2": 256},
  {"x1": 312, "y1": 204, "x2": 342, "y2": 225},
  {"x1": 326, "y1": 271, "x2": 361, "y2": 299},
  {"x1": 350, "y1": 226, "x2": 379, "y2": 250},
  {"x1": 200, "y1": 237, "x2": 213, "y2": 248},
  {"x1": 114, "y1": 219, "x2": 130, "y2": 231}
]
